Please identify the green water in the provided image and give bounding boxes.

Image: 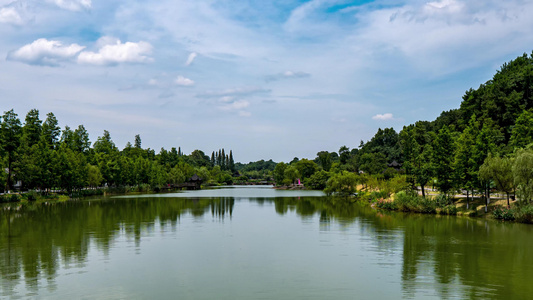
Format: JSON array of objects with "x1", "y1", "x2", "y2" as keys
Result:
[{"x1": 1, "y1": 186, "x2": 532, "y2": 299}]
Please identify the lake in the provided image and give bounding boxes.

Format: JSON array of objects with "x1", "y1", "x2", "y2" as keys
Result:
[{"x1": 1, "y1": 186, "x2": 532, "y2": 299}]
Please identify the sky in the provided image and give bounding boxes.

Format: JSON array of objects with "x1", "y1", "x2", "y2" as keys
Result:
[{"x1": 1, "y1": 0, "x2": 533, "y2": 163}]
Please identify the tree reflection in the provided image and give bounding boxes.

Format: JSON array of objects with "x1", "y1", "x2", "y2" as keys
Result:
[{"x1": 0, "y1": 196, "x2": 232, "y2": 297}]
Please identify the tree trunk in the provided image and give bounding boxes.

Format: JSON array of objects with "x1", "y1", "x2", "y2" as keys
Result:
[
  {"x1": 421, "y1": 184, "x2": 426, "y2": 198},
  {"x1": 507, "y1": 192, "x2": 510, "y2": 208},
  {"x1": 466, "y1": 190, "x2": 469, "y2": 210}
]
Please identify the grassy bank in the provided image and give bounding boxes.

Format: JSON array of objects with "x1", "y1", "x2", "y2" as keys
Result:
[{"x1": 367, "y1": 190, "x2": 533, "y2": 224}]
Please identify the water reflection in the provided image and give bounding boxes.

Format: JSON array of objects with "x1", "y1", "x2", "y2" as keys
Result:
[{"x1": 1, "y1": 193, "x2": 533, "y2": 299}]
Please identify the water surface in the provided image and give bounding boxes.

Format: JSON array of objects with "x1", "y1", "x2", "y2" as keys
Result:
[{"x1": 1, "y1": 186, "x2": 532, "y2": 299}]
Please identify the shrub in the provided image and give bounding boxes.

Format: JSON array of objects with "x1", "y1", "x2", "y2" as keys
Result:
[
  {"x1": 492, "y1": 206, "x2": 515, "y2": 221},
  {"x1": 438, "y1": 205, "x2": 458, "y2": 215},
  {"x1": 26, "y1": 191, "x2": 38, "y2": 201},
  {"x1": 0, "y1": 194, "x2": 21, "y2": 203},
  {"x1": 434, "y1": 194, "x2": 452, "y2": 207},
  {"x1": 375, "y1": 198, "x2": 397, "y2": 210},
  {"x1": 514, "y1": 205, "x2": 533, "y2": 223},
  {"x1": 394, "y1": 191, "x2": 436, "y2": 214}
]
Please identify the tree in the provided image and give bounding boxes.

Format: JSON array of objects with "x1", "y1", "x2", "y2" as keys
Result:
[
  {"x1": 14, "y1": 109, "x2": 43, "y2": 190},
  {"x1": 432, "y1": 126, "x2": 456, "y2": 195},
  {"x1": 283, "y1": 165, "x2": 300, "y2": 185},
  {"x1": 317, "y1": 151, "x2": 332, "y2": 172},
  {"x1": 41, "y1": 112, "x2": 60, "y2": 149},
  {"x1": 273, "y1": 162, "x2": 287, "y2": 185},
  {"x1": 413, "y1": 144, "x2": 433, "y2": 198},
  {"x1": 305, "y1": 170, "x2": 331, "y2": 190},
  {"x1": 359, "y1": 152, "x2": 387, "y2": 175},
  {"x1": 134, "y1": 134, "x2": 142, "y2": 149},
  {"x1": 512, "y1": 149, "x2": 533, "y2": 203},
  {"x1": 73, "y1": 125, "x2": 91, "y2": 153},
  {"x1": 229, "y1": 150, "x2": 235, "y2": 172},
  {"x1": 294, "y1": 159, "x2": 318, "y2": 180},
  {"x1": 87, "y1": 164, "x2": 103, "y2": 188},
  {"x1": 479, "y1": 154, "x2": 514, "y2": 207},
  {"x1": 1, "y1": 109, "x2": 22, "y2": 191},
  {"x1": 339, "y1": 146, "x2": 350, "y2": 165},
  {"x1": 509, "y1": 109, "x2": 533, "y2": 149},
  {"x1": 324, "y1": 171, "x2": 358, "y2": 196},
  {"x1": 453, "y1": 116, "x2": 478, "y2": 208}
]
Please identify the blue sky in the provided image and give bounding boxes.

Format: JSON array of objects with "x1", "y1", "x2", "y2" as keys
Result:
[{"x1": 2, "y1": 0, "x2": 533, "y2": 162}]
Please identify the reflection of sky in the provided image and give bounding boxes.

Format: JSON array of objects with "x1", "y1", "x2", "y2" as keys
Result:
[
  {"x1": 114, "y1": 185, "x2": 325, "y2": 199},
  {"x1": 3, "y1": 0, "x2": 533, "y2": 161}
]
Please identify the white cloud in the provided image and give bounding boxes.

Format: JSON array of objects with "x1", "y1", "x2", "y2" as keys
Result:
[
  {"x1": 197, "y1": 87, "x2": 270, "y2": 98},
  {"x1": 175, "y1": 75, "x2": 194, "y2": 86},
  {"x1": 372, "y1": 113, "x2": 394, "y2": 121},
  {"x1": 46, "y1": 0, "x2": 91, "y2": 11},
  {"x1": 7, "y1": 38, "x2": 85, "y2": 66},
  {"x1": 219, "y1": 99, "x2": 251, "y2": 117},
  {"x1": 0, "y1": 6, "x2": 22, "y2": 25},
  {"x1": 265, "y1": 70, "x2": 311, "y2": 82},
  {"x1": 185, "y1": 52, "x2": 197, "y2": 66},
  {"x1": 78, "y1": 38, "x2": 153, "y2": 66}
]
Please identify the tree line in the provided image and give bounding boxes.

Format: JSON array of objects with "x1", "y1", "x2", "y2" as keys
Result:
[{"x1": 0, "y1": 109, "x2": 239, "y2": 195}]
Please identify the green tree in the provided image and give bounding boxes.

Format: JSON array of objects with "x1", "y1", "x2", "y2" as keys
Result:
[
  {"x1": 324, "y1": 171, "x2": 358, "y2": 196},
  {"x1": 316, "y1": 151, "x2": 332, "y2": 171},
  {"x1": 294, "y1": 159, "x2": 318, "y2": 180},
  {"x1": 432, "y1": 126, "x2": 456, "y2": 195},
  {"x1": 1, "y1": 109, "x2": 22, "y2": 191},
  {"x1": 283, "y1": 165, "x2": 300, "y2": 185},
  {"x1": 87, "y1": 164, "x2": 103, "y2": 188},
  {"x1": 41, "y1": 112, "x2": 60, "y2": 149},
  {"x1": 479, "y1": 154, "x2": 514, "y2": 207},
  {"x1": 453, "y1": 116, "x2": 479, "y2": 208},
  {"x1": 509, "y1": 109, "x2": 533, "y2": 149},
  {"x1": 339, "y1": 146, "x2": 350, "y2": 165},
  {"x1": 273, "y1": 162, "x2": 287, "y2": 185},
  {"x1": 512, "y1": 149, "x2": 533, "y2": 203},
  {"x1": 359, "y1": 152, "x2": 387, "y2": 175}
]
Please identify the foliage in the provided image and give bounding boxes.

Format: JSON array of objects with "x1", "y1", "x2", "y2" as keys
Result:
[
  {"x1": 492, "y1": 207, "x2": 516, "y2": 221},
  {"x1": 512, "y1": 149, "x2": 533, "y2": 202},
  {"x1": 324, "y1": 171, "x2": 358, "y2": 196},
  {"x1": 394, "y1": 191, "x2": 437, "y2": 214},
  {"x1": 514, "y1": 205, "x2": 533, "y2": 223},
  {"x1": 305, "y1": 170, "x2": 331, "y2": 190},
  {"x1": 375, "y1": 198, "x2": 397, "y2": 210}
]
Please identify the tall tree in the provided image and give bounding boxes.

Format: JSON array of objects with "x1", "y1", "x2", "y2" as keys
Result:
[
  {"x1": 1, "y1": 110, "x2": 22, "y2": 191},
  {"x1": 41, "y1": 112, "x2": 60, "y2": 149},
  {"x1": 134, "y1": 134, "x2": 142, "y2": 149},
  {"x1": 433, "y1": 125, "x2": 456, "y2": 195}
]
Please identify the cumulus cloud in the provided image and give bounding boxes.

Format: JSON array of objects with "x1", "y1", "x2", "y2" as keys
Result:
[
  {"x1": 7, "y1": 38, "x2": 85, "y2": 66},
  {"x1": 175, "y1": 75, "x2": 195, "y2": 86},
  {"x1": 372, "y1": 113, "x2": 394, "y2": 121},
  {"x1": 78, "y1": 38, "x2": 153, "y2": 65},
  {"x1": 185, "y1": 52, "x2": 197, "y2": 66},
  {"x1": 265, "y1": 70, "x2": 311, "y2": 82},
  {"x1": 46, "y1": 0, "x2": 91, "y2": 11},
  {"x1": 0, "y1": 6, "x2": 23, "y2": 25}
]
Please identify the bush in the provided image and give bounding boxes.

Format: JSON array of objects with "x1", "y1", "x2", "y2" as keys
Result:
[
  {"x1": 0, "y1": 194, "x2": 21, "y2": 203},
  {"x1": 375, "y1": 198, "x2": 397, "y2": 210},
  {"x1": 434, "y1": 194, "x2": 453, "y2": 207},
  {"x1": 438, "y1": 205, "x2": 458, "y2": 215},
  {"x1": 25, "y1": 191, "x2": 38, "y2": 201},
  {"x1": 394, "y1": 191, "x2": 436, "y2": 214},
  {"x1": 514, "y1": 205, "x2": 533, "y2": 223},
  {"x1": 492, "y1": 206, "x2": 515, "y2": 221}
]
